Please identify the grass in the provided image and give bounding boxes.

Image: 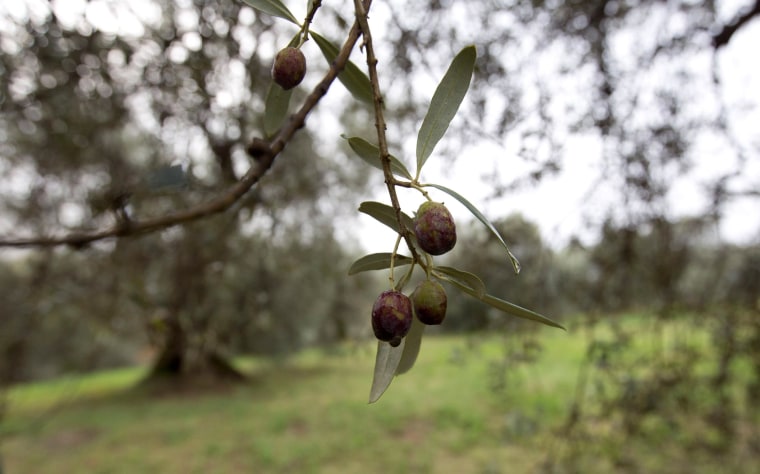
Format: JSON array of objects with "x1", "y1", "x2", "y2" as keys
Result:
[{"x1": 2, "y1": 315, "x2": 758, "y2": 473}]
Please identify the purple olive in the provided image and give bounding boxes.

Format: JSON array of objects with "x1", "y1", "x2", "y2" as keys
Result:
[
  {"x1": 414, "y1": 201, "x2": 457, "y2": 255},
  {"x1": 371, "y1": 290, "x2": 413, "y2": 346},
  {"x1": 271, "y1": 47, "x2": 306, "y2": 90}
]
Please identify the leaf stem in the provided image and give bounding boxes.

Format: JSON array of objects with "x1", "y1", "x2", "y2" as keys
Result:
[
  {"x1": 411, "y1": 182, "x2": 431, "y2": 200},
  {"x1": 396, "y1": 261, "x2": 415, "y2": 291}
]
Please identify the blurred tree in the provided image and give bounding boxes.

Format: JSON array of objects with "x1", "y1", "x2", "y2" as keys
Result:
[
  {"x1": 0, "y1": 0, "x2": 371, "y2": 385},
  {"x1": 585, "y1": 215, "x2": 714, "y2": 314}
]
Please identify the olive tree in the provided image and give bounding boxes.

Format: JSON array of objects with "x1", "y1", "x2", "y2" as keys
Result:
[{"x1": 2, "y1": 0, "x2": 758, "y2": 402}]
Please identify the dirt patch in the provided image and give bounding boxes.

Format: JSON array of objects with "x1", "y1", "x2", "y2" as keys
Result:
[
  {"x1": 393, "y1": 418, "x2": 433, "y2": 444},
  {"x1": 45, "y1": 427, "x2": 100, "y2": 451},
  {"x1": 287, "y1": 418, "x2": 310, "y2": 436}
]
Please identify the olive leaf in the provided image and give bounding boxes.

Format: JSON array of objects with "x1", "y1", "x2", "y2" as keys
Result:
[
  {"x1": 432, "y1": 265, "x2": 486, "y2": 299},
  {"x1": 369, "y1": 340, "x2": 405, "y2": 403},
  {"x1": 239, "y1": 0, "x2": 299, "y2": 24},
  {"x1": 441, "y1": 278, "x2": 566, "y2": 330},
  {"x1": 424, "y1": 182, "x2": 521, "y2": 274},
  {"x1": 358, "y1": 201, "x2": 414, "y2": 235},
  {"x1": 263, "y1": 83, "x2": 293, "y2": 137},
  {"x1": 395, "y1": 316, "x2": 425, "y2": 375},
  {"x1": 416, "y1": 45, "x2": 476, "y2": 175},
  {"x1": 343, "y1": 136, "x2": 413, "y2": 180},
  {"x1": 311, "y1": 32, "x2": 373, "y2": 104},
  {"x1": 348, "y1": 253, "x2": 413, "y2": 275}
]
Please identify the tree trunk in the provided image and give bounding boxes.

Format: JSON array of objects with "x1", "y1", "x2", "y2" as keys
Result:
[
  {"x1": 142, "y1": 328, "x2": 244, "y2": 392},
  {"x1": 142, "y1": 310, "x2": 245, "y2": 391}
]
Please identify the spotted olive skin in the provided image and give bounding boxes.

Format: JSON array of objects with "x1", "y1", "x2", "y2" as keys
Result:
[
  {"x1": 412, "y1": 280, "x2": 447, "y2": 325},
  {"x1": 371, "y1": 290, "x2": 413, "y2": 347},
  {"x1": 413, "y1": 201, "x2": 457, "y2": 255},
  {"x1": 271, "y1": 47, "x2": 306, "y2": 90}
]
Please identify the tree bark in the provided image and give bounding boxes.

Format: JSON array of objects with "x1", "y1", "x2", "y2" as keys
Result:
[{"x1": 143, "y1": 320, "x2": 244, "y2": 390}]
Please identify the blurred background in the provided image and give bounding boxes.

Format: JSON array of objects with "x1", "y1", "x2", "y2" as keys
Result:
[{"x1": 1, "y1": 0, "x2": 759, "y2": 472}]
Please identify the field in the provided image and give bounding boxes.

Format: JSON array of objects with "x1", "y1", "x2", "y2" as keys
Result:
[{"x1": 2, "y1": 316, "x2": 758, "y2": 473}]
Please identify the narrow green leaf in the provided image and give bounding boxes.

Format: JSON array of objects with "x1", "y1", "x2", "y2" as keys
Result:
[
  {"x1": 480, "y1": 294, "x2": 565, "y2": 330},
  {"x1": 432, "y1": 266, "x2": 486, "y2": 299},
  {"x1": 395, "y1": 317, "x2": 425, "y2": 375},
  {"x1": 240, "y1": 0, "x2": 299, "y2": 24},
  {"x1": 344, "y1": 136, "x2": 413, "y2": 180},
  {"x1": 358, "y1": 201, "x2": 414, "y2": 235},
  {"x1": 369, "y1": 340, "x2": 404, "y2": 403},
  {"x1": 416, "y1": 45, "x2": 476, "y2": 174},
  {"x1": 424, "y1": 182, "x2": 521, "y2": 274},
  {"x1": 263, "y1": 82, "x2": 293, "y2": 137},
  {"x1": 442, "y1": 278, "x2": 565, "y2": 330},
  {"x1": 311, "y1": 32, "x2": 373, "y2": 103},
  {"x1": 348, "y1": 253, "x2": 413, "y2": 275}
]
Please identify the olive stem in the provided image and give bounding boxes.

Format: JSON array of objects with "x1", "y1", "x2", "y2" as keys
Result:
[
  {"x1": 424, "y1": 253, "x2": 434, "y2": 279},
  {"x1": 396, "y1": 261, "x2": 416, "y2": 291},
  {"x1": 389, "y1": 233, "x2": 402, "y2": 288},
  {"x1": 410, "y1": 183, "x2": 432, "y2": 200},
  {"x1": 298, "y1": 0, "x2": 322, "y2": 47}
]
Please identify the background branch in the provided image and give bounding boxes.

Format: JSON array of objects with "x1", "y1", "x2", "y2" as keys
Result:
[
  {"x1": 712, "y1": 0, "x2": 760, "y2": 48},
  {"x1": 0, "y1": 11, "x2": 366, "y2": 249}
]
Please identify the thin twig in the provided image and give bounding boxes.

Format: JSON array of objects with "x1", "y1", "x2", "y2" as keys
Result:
[
  {"x1": 298, "y1": 0, "x2": 322, "y2": 46},
  {"x1": 712, "y1": 0, "x2": 760, "y2": 49},
  {"x1": 0, "y1": 10, "x2": 366, "y2": 249},
  {"x1": 353, "y1": 0, "x2": 423, "y2": 270}
]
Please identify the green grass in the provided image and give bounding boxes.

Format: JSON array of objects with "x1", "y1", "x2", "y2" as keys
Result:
[{"x1": 2, "y1": 316, "x2": 758, "y2": 473}]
